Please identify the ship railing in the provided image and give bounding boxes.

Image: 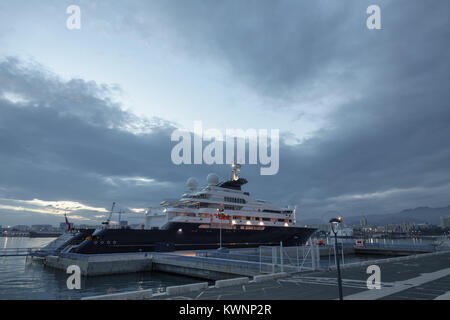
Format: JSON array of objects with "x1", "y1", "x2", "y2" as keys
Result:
[
  {"x1": 196, "y1": 240, "x2": 324, "y2": 274},
  {"x1": 0, "y1": 247, "x2": 42, "y2": 257},
  {"x1": 359, "y1": 242, "x2": 450, "y2": 251},
  {"x1": 156, "y1": 252, "x2": 266, "y2": 273}
]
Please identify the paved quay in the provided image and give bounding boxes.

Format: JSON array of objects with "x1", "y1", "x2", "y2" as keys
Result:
[{"x1": 148, "y1": 251, "x2": 450, "y2": 300}]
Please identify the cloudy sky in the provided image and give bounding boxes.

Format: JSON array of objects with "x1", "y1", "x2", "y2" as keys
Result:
[{"x1": 0, "y1": 0, "x2": 449, "y2": 226}]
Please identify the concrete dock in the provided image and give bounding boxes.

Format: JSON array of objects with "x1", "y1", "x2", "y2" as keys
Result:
[
  {"x1": 30, "y1": 250, "x2": 268, "y2": 279},
  {"x1": 30, "y1": 242, "x2": 448, "y2": 279},
  {"x1": 83, "y1": 250, "x2": 450, "y2": 300},
  {"x1": 39, "y1": 252, "x2": 154, "y2": 276},
  {"x1": 29, "y1": 241, "x2": 450, "y2": 300}
]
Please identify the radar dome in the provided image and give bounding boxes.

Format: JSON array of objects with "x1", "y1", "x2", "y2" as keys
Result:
[
  {"x1": 186, "y1": 177, "x2": 198, "y2": 190},
  {"x1": 206, "y1": 173, "x2": 219, "y2": 186}
]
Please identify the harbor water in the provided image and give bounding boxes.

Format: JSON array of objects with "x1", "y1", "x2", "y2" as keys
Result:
[{"x1": 0, "y1": 237, "x2": 197, "y2": 300}]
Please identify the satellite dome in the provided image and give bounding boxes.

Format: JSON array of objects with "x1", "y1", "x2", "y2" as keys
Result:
[
  {"x1": 206, "y1": 173, "x2": 219, "y2": 186},
  {"x1": 186, "y1": 177, "x2": 198, "y2": 190}
]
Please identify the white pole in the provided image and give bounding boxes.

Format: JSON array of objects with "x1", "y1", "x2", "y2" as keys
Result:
[
  {"x1": 333, "y1": 236, "x2": 337, "y2": 267},
  {"x1": 272, "y1": 247, "x2": 277, "y2": 273},
  {"x1": 316, "y1": 243, "x2": 320, "y2": 268},
  {"x1": 259, "y1": 247, "x2": 262, "y2": 273},
  {"x1": 311, "y1": 242, "x2": 316, "y2": 270},
  {"x1": 328, "y1": 247, "x2": 331, "y2": 268},
  {"x1": 280, "y1": 241, "x2": 284, "y2": 273}
]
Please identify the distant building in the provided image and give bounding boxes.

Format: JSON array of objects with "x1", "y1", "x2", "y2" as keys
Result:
[
  {"x1": 310, "y1": 224, "x2": 331, "y2": 232},
  {"x1": 31, "y1": 224, "x2": 53, "y2": 232},
  {"x1": 76, "y1": 224, "x2": 96, "y2": 229},
  {"x1": 12, "y1": 225, "x2": 30, "y2": 232},
  {"x1": 336, "y1": 227, "x2": 353, "y2": 237},
  {"x1": 440, "y1": 216, "x2": 450, "y2": 228},
  {"x1": 360, "y1": 217, "x2": 368, "y2": 227},
  {"x1": 119, "y1": 220, "x2": 128, "y2": 227},
  {"x1": 400, "y1": 221, "x2": 415, "y2": 233},
  {"x1": 59, "y1": 222, "x2": 74, "y2": 230}
]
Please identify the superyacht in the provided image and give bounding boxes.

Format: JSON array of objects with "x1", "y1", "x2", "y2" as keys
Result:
[{"x1": 44, "y1": 164, "x2": 316, "y2": 254}]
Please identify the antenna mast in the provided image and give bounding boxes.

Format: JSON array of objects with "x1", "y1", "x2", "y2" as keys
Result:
[{"x1": 231, "y1": 162, "x2": 241, "y2": 181}]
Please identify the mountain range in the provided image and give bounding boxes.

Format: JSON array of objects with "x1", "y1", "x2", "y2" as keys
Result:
[{"x1": 298, "y1": 206, "x2": 450, "y2": 226}]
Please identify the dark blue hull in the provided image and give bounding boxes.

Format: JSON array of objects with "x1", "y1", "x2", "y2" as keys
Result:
[{"x1": 72, "y1": 223, "x2": 317, "y2": 254}]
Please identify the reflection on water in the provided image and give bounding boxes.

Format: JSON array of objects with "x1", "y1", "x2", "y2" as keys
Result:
[{"x1": 0, "y1": 237, "x2": 201, "y2": 300}]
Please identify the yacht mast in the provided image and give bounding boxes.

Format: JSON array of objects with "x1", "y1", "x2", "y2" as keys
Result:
[{"x1": 231, "y1": 162, "x2": 241, "y2": 181}]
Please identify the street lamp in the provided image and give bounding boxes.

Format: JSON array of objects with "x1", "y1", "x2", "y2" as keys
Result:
[{"x1": 330, "y1": 217, "x2": 343, "y2": 300}]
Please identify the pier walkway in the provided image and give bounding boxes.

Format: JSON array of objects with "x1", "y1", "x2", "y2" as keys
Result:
[{"x1": 147, "y1": 251, "x2": 450, "y2": 300}]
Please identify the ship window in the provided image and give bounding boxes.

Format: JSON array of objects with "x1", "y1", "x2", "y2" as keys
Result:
[
  {"x1": 263, "y1": 209, "x2": 282, "y2": 214},
  {"x1": 224, "y1": 197, "x2": 247, "y2": 204},
  {"x1": 192, "y1": 194, "x2": 210, "y2": 199},
  {"x1": 198, "y1": 224, "x2": 210, "y2": 229},
  {"x1": 225, "y1": 205, "x2": 240, "y2": 210},
  {"x1": 239, "y1": 226, "x2": 265, "y2": 230}
]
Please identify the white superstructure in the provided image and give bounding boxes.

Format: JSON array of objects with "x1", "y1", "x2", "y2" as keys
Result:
[{"x1": 145, "y1": 164, "x2": 297, "y2": 231}]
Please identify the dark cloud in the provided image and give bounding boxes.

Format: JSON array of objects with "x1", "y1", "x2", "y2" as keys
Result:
[
  {"x1": 1, "y1": 0, "x2": 450, "y2": 225},
  {"x1": 0, "y1": 58, "x2": 193, "y2": 224},
  {"x1": 134, "y1": 0, "x2": 450, "y2": 98},
  {"x1": 136, "y1": 0, "x2": 450, "y2": 220}
]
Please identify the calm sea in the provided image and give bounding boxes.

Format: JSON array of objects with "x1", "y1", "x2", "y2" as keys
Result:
[{"x1": 0, "y1": 237, "x2": 197, "y2": 300}]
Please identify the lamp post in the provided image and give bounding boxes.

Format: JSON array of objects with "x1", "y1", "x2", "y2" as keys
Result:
[{"x1": 330, "y1": 217, "x2": 343, "y2": 300}]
